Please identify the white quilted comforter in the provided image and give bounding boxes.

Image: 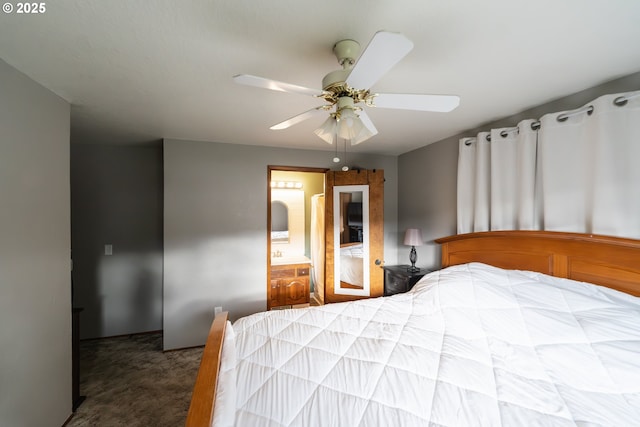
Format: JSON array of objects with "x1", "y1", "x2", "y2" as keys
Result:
[{"x1": 227, "y1": 263, "x2": 640, "y2": 426}]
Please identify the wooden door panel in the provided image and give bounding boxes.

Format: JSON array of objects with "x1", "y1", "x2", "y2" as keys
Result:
[
  {"x1": 324, "y1": 169, "x2": 384, "y2": 303},
  {"x1": 284, "y1": 278, "x2": 309, "y2": 305}
]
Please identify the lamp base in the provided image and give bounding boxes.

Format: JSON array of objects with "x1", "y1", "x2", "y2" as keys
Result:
[{"x1": 407, "y1": 246, "x2": 419, "y2": 273}]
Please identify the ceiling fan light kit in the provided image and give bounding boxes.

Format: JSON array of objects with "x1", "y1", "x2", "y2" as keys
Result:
[
  {"x1": 233, "y1": 30, "x2": 460, "y2": 146},
  {"x1": 314, "y1": 96, "x2": 377, "y2": 146}
]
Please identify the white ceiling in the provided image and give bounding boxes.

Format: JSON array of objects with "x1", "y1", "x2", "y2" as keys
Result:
[{"x1": 1, "y1": 1, "x2": 640, "y2": 155}]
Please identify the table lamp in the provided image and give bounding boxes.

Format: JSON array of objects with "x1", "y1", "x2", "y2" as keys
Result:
[{"x1": 403, "y1": 228, "x2": 423, "y2": 272}]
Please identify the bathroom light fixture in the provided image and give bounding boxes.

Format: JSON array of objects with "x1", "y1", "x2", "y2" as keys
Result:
[
  {"x1": 270, "y1": 181, "x2": 303, "y2": 189},
  {"x1": 403, "y1": 228, "x2": 423, "y2": 272}
]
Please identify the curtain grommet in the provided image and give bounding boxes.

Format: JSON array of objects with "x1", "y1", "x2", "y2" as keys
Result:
[{"x1": 614, "y1": 96, "x2": 628, "y2": 107}]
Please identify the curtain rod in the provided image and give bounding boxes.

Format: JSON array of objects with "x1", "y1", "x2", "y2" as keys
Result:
[
  {"x1": 468, "y1": 91, "x2": 639, "y2": 145},
  {"x1": 485, "y1": 105, "x2": 594, "y2": 142},
  {"x1": 501, "y1": 91, "x2": 639, "y2": 140},
  {"x1": 613, "y1": 91, "x2": 640, "y2": 106},
  {"x1": 525, "y1": 105, "x2": 595, "y2": 133},
  {"x1": 485, "y1": 127, "x2": 519, "y2": 142}
]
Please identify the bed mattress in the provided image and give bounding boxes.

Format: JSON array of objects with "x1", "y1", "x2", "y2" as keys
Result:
[{"x1": 228, "y1": 263, "x2": 640, "y2": 426}]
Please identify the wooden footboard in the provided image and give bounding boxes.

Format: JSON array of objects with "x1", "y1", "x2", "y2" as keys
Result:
[{"x1": 186, "y1": 312, "x2": 228, "y2": 427}]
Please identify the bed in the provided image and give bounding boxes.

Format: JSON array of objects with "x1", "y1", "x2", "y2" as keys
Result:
[{"x1": 186, "y1": 231, "x2": 640, "y2": 426}]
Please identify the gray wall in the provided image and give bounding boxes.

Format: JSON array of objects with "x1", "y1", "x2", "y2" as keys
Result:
[
  {"x1": 71, "y1": 143, "x2": 163, "y2": 339},
  {"x1": 0, "y1": 59, "x2": 71, "y2": 426},
  {"x1": 163, "y1": 139, "x2": 398, "y2": 350},
  {"x1": 398, "y1": 71, "x2": 640, "y2": 270}
]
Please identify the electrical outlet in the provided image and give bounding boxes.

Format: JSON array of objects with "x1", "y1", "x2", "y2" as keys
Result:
[{"x1": 214, "y1": 306, "x2": 222, "y2": 315}]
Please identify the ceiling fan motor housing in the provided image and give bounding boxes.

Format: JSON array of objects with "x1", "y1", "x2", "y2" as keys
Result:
[
  {"x1": 332, "y1": 39, "x2": 360, "y2": 67},
  {"x1": 322, "y1": 39, "x2": 360, "y2": 93},
  {"x1": 322, "y1": 69, "x2": 350, "y2": 92},
  {"x1": 322, "y1": 39, "x2": 373, "y2": 106}
]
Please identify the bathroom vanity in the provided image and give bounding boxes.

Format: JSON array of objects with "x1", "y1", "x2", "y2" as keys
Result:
[{"x1": 269, "y1": 258, "x2": 311, "y2": 309}]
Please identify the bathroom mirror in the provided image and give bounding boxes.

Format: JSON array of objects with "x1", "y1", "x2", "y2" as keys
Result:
[
  {"x1": 271, "y1": 201, "x2": 289, "y2": 243},
  {"x1": 270, "y1": 189, "x2": 305, "y2": 257},
  {"x1": 333, "y1": 184, "x2": 369, "y2": 296}
]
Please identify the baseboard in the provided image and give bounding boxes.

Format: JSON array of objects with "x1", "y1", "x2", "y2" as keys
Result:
[
  {"x1": 61, "y1": 412, "x2": 74, "y2": 426},
  {"x1": 79, "y1": 329, "x2": 162, "y2": 342},
  {"x1": 163, "y1": 343, "x2": 205, "y2": 353}
]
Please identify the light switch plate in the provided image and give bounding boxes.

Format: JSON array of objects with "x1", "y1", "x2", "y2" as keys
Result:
[{"x1": 105, "y1": 244, "x2": 113, "y2": 255}]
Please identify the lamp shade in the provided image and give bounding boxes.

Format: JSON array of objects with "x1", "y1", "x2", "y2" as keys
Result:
[
  {"x1": 403, "y1": 228, "x2": 423, "y2": 246},
  {"x1": 314, "y1": 116, "x2": 337, "y2": 144},
  {"x1": 337, "y1": 108, "x2": 361, "y2": 135},
  {"x1": 349, "y1": 110, "x2": 377, "y2": 145}
]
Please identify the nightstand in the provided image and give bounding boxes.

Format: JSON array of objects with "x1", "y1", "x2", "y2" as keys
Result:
[{"x1": 382, "y1": 265, "x2": 430, "y2": 296}]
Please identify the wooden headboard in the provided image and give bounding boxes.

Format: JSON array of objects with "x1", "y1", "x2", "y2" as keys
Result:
[{"x1": 435, "y1": 231, "x2": 640, "y2": 296}]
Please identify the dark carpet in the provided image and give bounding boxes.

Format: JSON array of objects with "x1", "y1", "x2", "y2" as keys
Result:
[{"x1": 67, "y1": 333, "x2": 203, "y2": 426}]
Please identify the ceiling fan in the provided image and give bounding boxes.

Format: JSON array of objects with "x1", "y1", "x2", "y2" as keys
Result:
[{"x1": 233, "y1": 31, "x2": 460, "y2": 145}]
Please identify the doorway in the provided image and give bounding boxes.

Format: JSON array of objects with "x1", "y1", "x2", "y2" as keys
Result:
[{"x1": 267, "y1": 166, "x2": 327, "y2": 309}]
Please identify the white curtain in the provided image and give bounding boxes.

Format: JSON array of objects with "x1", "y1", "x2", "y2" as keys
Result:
[
  {"x1": 457, "y1": 90, "x2": 640, "y2": 239},
  {"x1": 458, "y1": 132, "x2": 489, "y2": 232}
]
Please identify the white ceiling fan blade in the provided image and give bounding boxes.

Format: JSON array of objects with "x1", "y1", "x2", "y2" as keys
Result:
[
  {"x1": 233, "y1": 74, "x2": 325, "y2": 97},
  {"x1": 373, "y1": 93, "x2": 460, "y2": 112},
  {"x1": 346, "y1": 31, "x2": 413, "y2": 90},
  {"x1": 270, "y1": 107, "x2": 326, "y2": 130}
]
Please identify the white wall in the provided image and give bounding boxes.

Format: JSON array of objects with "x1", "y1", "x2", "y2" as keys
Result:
[
  {"x1": 163, "y1": 139, "x2": 398, "y2": 350},
  {"x1": 398, "y1": 71, "x2": 640, "y2": 270},
  {"x1": 0, "y1": 59, "x2": 71, "y2": 426}
]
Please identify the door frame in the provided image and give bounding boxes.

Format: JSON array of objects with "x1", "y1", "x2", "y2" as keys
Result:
[{"x1": 267, "y1": 166, "x2": 328, "y2": 310}]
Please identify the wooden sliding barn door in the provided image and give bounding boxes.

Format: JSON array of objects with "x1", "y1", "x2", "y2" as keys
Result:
[{"x1": 324, "y1": 169, "x2": 384, "y2": 304}]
